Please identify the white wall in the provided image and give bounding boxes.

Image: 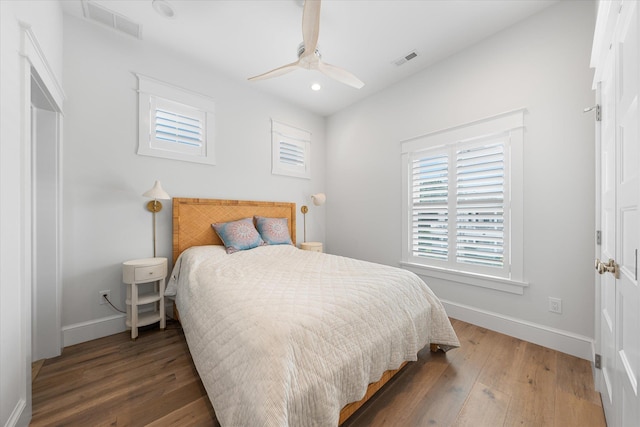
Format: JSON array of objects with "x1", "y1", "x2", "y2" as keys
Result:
[
  {"x1": 1, "y1": 2, "x2": 64, "y2": 425},
  {"x1": 61, "y1": 16, "x2": 326, "y2": 345},
  {"x1": 326, "y1": 1, "x2": 596, "y2": 358}
]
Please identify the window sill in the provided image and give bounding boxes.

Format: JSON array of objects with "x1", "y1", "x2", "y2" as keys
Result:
[{"x1": 400, "y1": 262, "x2": 529, "y2": 295}]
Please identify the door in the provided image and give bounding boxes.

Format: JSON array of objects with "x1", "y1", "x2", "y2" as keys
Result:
[
  {"x1": 31, "y1": 72, "x2": 62, "y2": 360},
  {"x1": 598, "y1": 32, "x2": 617, "y2": 423},
  {"x1": 596, "y1": 1, "x2": 639, "y2": 426}
]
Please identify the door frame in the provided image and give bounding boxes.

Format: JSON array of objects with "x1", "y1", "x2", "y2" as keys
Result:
[
  {"x1": 22, "y1": 26, "x2": 64, "y2": 363},
  {"x1": 593, "y1": 83, "x2": 603, "y2": 391},
  {"x1": 590, "y1": 0, "x2": 612, "y2": 400},
  {"x1": 16, "y1": 22, "x2": 65, "y2": 425}
]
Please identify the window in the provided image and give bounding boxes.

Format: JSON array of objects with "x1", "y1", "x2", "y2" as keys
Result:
[
  {"x1": 137, "y1": 74, "x2": 215, "y2": 165},
  {"x1": 271, "y1": 120, "x2": 311, "y2": 179},
  {"x1": 401, "y1": 109, "x2": 526, "y2": 294}
]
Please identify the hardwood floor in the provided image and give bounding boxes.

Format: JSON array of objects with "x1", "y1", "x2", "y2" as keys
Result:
[
  {"x1": 343, "y1": 319, "x2": 605, "y2": 427},
  {"x1": 31, "y1": 319, "x2": 606, "y2": 426}
]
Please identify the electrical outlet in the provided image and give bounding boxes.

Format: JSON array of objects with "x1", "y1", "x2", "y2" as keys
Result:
[
  {"x1": 548, "y1": 297, "x2": 562, "y2": 314},
  {"x1": 99, "y1": 290, "x2": 111, "y2": 305}
]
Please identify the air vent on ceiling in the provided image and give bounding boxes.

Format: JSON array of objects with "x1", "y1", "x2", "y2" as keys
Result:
[
  {"x1": 82, "y1": 1, "x2": 142, "y2": 39},
  {"x1": 393, "y1": 50, "x2": 418, "y2": 67}
]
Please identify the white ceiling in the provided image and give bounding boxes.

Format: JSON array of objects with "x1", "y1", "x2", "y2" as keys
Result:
[{"x1": 60, "y1": 0, "x2": 558, "y2": 116}]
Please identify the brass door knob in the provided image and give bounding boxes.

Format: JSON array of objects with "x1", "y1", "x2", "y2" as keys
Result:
[{"x1": 595, "y1": 258, "x2": 619, "y2": 278}]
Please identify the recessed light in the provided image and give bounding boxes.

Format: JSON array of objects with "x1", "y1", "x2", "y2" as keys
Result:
[
  {"x1": 152, "y1": 0, "x2": 175, "y2": 18},
  {"x1": 311, "y1": 83, "x2": 321, "y2": 91}
]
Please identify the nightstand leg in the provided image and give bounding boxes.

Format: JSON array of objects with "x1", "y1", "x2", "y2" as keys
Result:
[
  {"x1": 131, "y1": 283, "x2": 138, "y2": 340},
  {"x1": 159, "y1": 277, "x2": 166, "y2": 330},
  {"x1": 126, "y1": 284, "x2": 131, "y2": 333}
]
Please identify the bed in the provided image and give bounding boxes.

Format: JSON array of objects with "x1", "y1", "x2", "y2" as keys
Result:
[{"x1": 167, "y1": 197, "x2": 460, "y2": 426}]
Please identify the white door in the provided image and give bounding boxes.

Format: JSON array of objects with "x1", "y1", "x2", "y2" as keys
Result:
[
  {"x1": 596, "y1": 1, "x2": 639, "y2": 426},
  {"x1": 30, "y1": 72, "x2": 63, "y2": 361},
  {"x1": 598, "y1": 31, "x2": 617, "y2": 423}
]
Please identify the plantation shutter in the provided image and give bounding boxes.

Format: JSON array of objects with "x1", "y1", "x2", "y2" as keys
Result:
[
  {"x1": 271, "y1": 120, "x2": 311, "y2": 179},
  {"x1": 150, "y1": 96, "x2": 206, "y2": 156},
  {"x1": 455, "y1": 139, "x2": 505, "y2": 268},
  {"x1": 155, "y1": 109, "x2": 202, "y2": 147},
  {"x1": 408, "y1": 136, "x2": 508, "y2": 275},
  {"x1": 278, "y1": 141, "x2": 306, "y2": 167},
  {"x1": 410, "y1": 150, "x2": 449, "y2": 260},
  {"x1": 137, "y1": 74, "x2": 215, "y2": 165}
]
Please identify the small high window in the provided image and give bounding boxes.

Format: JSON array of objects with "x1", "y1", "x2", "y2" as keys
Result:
[
  {"x1": 271, "y1": 120, "x2": 311, "y2": 179},
  {"x1": 137, "y1": 74, "x2": 215, "y2": 165}
]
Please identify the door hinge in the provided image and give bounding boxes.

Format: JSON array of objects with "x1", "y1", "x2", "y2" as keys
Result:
[
  {"x1": 596, "y1": 230, "x2": 601, "y2": 245},
  {"x1": 595, "y1": 353, "x2": 602, "y2": 369}
]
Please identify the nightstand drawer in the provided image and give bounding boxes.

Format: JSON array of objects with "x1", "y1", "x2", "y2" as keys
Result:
[{"x1": 134, "y1": 264, "x2": 165, "y2": 281}]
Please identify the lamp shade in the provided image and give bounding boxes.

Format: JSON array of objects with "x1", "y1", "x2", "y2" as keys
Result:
[
  {"x1": 143, "y1": 180, "x2": 170, "y2": 200},
  {"x1": 311, "y1": 193, "x2": 326, "y2": 206}
]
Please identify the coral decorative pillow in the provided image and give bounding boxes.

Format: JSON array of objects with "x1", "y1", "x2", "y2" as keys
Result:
[
  {"x1": 255, "y1": 216, "x2": 293, "y2": 245},
  {"x1": 212, "y1": 218, "x2": 265, "y2": 254}
]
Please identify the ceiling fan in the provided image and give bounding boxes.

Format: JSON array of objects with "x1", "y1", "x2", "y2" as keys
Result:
[{"x1": 248, "y1": 0, "x2": 364, "y2": 89}]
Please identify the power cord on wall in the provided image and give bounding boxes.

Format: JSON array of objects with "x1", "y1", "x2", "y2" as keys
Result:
[
  {"x1": 102, "y1": 294, "x2": 180, "y2": 329},
  {"x1": 102, "y1": 294, "x2": 126, "y2": 313}
]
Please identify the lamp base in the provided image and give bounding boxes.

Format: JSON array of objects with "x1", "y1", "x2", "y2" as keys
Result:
[{"x1": 146, "y1": 200, "x2": 163, "y2": 213}]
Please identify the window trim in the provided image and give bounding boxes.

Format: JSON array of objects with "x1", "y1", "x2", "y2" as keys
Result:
[
  {"x1": 401, "y1": 108, "x2": 527, "y2": 293},
  {"x1": 400, "y1": 262, "x2": 528, "y2": 295},
  {"x1": 271, "y1": 119, "x2": 311, "y2": 179},
  {"x1": 137, "y1": 74, "x2": 215, "y2": 165}
]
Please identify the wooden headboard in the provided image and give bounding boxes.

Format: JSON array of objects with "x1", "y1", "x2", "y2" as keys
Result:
[{"x1": 172, "y1": 198, "x2": 297, "y2": 263}]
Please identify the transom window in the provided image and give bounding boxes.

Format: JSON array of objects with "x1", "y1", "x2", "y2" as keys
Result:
[{"x1": 137, "y1": 74, "x2": 215, "y2": 165}]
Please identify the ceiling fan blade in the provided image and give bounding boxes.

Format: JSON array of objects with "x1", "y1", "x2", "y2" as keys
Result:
[
  {"x1": 248, "y1": 61, "x2": 301, "y2": 81},
  {"x1": 302, "y1": 0, "x2": 321, "y2": 56},
  {"x1": 317, "y1": 61, "x2": 365, "y2": 89}
]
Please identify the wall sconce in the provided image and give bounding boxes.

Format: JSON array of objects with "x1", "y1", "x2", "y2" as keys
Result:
[
  {"x1": 301, "y1": 192, "x2": 326, "y2": 243},
  {"x1": 143, "y1": 180, "x2": 170, "y2": 257}
]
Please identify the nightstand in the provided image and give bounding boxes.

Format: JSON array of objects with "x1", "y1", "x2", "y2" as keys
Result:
[
  {"x1": 122, "y1": 257, "x2": 167, "y2": 340},
  {"x1": 300, "y1": 242, "x2": 323, "y2": 253}
]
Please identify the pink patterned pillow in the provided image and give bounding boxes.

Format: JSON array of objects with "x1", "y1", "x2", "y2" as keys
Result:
[
  {"x1": 254, "y1": 216, "x2": 293, "y2": 245},
  {"x1": 211, "y1": 217, "x2": 265, "y2": 254}
]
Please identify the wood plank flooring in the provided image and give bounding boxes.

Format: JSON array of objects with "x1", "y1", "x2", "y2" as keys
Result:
[{"x1": 31, "y1": 319, "x2": 606, "y2": 426}]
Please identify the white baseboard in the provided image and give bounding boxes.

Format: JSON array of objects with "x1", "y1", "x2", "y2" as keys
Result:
[
  {"x1": 441, "y1": 299, "x2": 594, "y2": 361},
  {"x1": 62, "y1": 301, "x2": 174, "y2": 347},
  {"x1": 62, "y1": 314, "x2": 127, "y2": 347},
  {"x1": 5, "y1": 398, "x2": 26, "y2": 427}
]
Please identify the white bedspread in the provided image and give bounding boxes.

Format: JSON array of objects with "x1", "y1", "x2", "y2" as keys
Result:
[{"x1": 166, "y1": 245, "x2": 459, "y2": 426}]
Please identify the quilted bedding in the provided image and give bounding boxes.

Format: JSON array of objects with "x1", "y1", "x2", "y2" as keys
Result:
[{"x1": 166, "y1": 245, "x2": 459, "y2": 426}]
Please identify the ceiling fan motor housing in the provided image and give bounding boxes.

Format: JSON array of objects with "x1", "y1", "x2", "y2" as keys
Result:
[{"x1": 297, "y1": 42, "x2": 321, "y2": 59}]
